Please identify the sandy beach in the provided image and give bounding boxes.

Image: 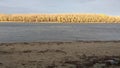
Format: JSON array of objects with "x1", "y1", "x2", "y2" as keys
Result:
[{"x1": 0, "y1": 41, "x2": 120, "y2": 68}]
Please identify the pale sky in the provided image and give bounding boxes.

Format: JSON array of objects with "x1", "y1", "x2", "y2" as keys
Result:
[{"x1": 0, "y1": 0, "x2": 120, "y2": 15}]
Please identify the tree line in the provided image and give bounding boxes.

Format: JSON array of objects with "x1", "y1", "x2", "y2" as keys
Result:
[{"x1": 0, "y1": 14, "x2": 120, "y2": 23}]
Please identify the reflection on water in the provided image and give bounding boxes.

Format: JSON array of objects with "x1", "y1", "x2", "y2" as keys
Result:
[{"x1": 0, "y1": 23, "x2": 120, "y2": 43}]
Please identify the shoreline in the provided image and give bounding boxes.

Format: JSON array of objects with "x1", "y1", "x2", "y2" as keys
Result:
[
  {"x1": 1, "y1": 40, "x2": 120, "y2": 44},
  {"x1": 0, "y1": 41, "x2": 120, "y2": 68}
]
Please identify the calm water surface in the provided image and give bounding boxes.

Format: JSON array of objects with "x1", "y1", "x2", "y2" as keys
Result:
[{"x1": 0, "y1": 23, "x2": 120, "y2": 43}]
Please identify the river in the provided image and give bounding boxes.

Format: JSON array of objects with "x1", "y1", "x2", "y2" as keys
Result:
[{"x1": 0, "y1": 23, "x2": 120, "y2": 43}]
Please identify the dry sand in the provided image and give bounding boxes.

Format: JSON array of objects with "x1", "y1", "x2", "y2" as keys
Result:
[{"x1": 0, "y1": 41, "x2": 120, "y2": 68}]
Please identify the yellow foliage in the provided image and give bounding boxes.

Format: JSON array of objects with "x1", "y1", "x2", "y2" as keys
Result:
[{"x1": 0, "y1": 14, "x2": 120, "y2": 23}]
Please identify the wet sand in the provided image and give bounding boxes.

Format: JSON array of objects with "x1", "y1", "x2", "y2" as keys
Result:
[{"x1": 0, "y1": 41, "x2": 120, "y2": 68}]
